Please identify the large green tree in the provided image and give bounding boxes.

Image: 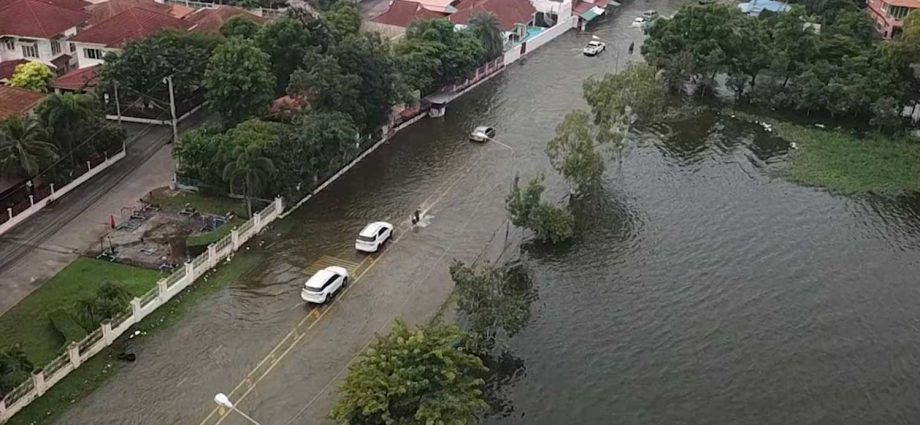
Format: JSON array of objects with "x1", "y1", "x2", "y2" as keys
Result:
[
  {"x1": 8, "y1": 62, "x2": 54, "y2": 93},
  {"x1": 449, "y1": 261, "x2": 535, "y2": 353},
  {"x1": 397, "y1": 19, "x2": 485, "y2": 95},
  {"x1": 322, "y1": 1, "x2": 362, "y2": 40},
  {"x1": 204, "y1": 38, "x2": 276, "y2": 125},
  {"x1": 545, "y1": 110, "x2": 605, "y2": 194},
  {"x1": 222, "y1": 120, "x2": 279, "y2": 216},
  {"x1": 99, "y1": 30, "x2": 222, "y2": 114},
  {"x1": 220, "y1": 15, "x2": 261, "y2": 39},
  {"x1": 0, "y1": 116, "x2": 57, "y2": 177},
  {"x1": 466, "y1": 12, "x2": 505, "y2": 60},
  {"x1": 256, "y1": 16, "x2": 329, "y2": 94},
  {"x1": 505, "y1": 175, "x2": 574, "y2": 244},
  {"x1": 36, "y1": 93, "x2": 101, "y2": 166},
  {"x1": 331, "y1": 320, "x2": 488, "y2": 425},
  {"x1": 583, "y1": 63, "x2": 667, "y2": 143}
]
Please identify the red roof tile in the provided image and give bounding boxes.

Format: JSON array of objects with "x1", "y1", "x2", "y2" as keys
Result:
[
  {"x1": 0, "y1": 59, "x2": 27, "y2": 80},
  {"x1": 0, "y1": 0, "x2": 89, "y2": 38},
  {"x1": 51, "y1": 64, "x2": 97, "y2": 90},
  {"x1": 186, "y1": 6, "x2": 266, "y2": 34},
  {"x1": 372, "y1": 0, "x2": 444, "y2": 28},
  {"x1": 39, "y1": 0, "x2": 90, "y2": 11},
  {"x1": 71, "y1": 6, "x2": 190, "y2": 47},
  {"x1": 0, "y1": 86, "x2": 45, "y2": 119},
  {"x1": 86, "y1": 0, "x2": 170, "y2": 25},
  {"x1": 449, "y1": 0, "x2": 535, "y2": 31}
]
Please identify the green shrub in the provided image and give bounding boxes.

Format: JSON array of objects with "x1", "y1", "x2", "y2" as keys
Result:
[{"x1": 49, "y1": 309, "x2": 87, "y2": 345}]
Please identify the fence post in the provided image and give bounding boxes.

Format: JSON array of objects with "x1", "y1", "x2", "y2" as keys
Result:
[
  {"x1": 86, "y1": 161, "x2": 92, "y2": 171},
  {"x1": 31, "y1": 369, "x2": 46, "y2": 396},
  {"x1": 253, "y1": 212, "x2": 263, "y2": 232},
  {"x1": 157, "y1": 279, "x2": 169, "y2": 302},
  {"x1": 275, "y1": 196, "x2": 284, "y2": 213},
  {"x1": 67, "y1": 342, "x2": 81, "y2": 368},
  {"x1": 231, "y1": 228, "x2": 240, "y2": 250},
  {"x1": 101, "y1": 319, "x2": 114, "y2": 345},
  {"x1": 7, "y1": 208, "x2": 11, "y2": 220},
  {"x1": 130, "y1": 297, "x2": 142, "y2": 317},
  {"x1": 185, "y1": 259, "x2": 194, "y2": 282},
  {"x1": 29, "y1": 195, "x2": 34, "y2": 207},
  {"x1": 207, "y1": 244, "x2": 217, "y2": 268}
]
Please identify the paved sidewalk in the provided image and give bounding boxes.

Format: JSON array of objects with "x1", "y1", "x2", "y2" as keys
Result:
[{"x1": 0, "y1": 114, "x2": 210, "y2": 315}]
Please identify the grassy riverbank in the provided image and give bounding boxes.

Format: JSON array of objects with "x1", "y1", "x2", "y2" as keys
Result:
[
  {"x1": 730, "y1": 111, "x2": 920, "y2": 195},
  {"x1": 0, "y1": 258, "x2": 159, "y2": 365},
  {"x1": 5, "y1": 251, "x2": 266, "y2": 425}
]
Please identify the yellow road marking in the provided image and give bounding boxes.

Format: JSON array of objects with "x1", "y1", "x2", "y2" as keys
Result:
[{"x1": 197, "y1": 149, "x2": 490, "y2": 425}]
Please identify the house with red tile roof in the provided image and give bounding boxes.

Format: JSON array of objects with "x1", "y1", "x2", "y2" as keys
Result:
[
  {"x1": 449, "y1": 0, "x2": 536, "y2": 30},
  {"x1": 70, "y1": 5, "x2": 190, "y2": 68},
  {"x1": 51, "y1": 63, "x2": 97, "y2": 92},
  {"x1": 184, "y1": 5, "x2": 267, "y2": 34},
  {"x1": 0, "y1": 0, "x2": 90, "y2": 79},
  {"x1": 371, "y1": 0, "x2": 445, "y2": 28},
  {"x1": 867, "y1": 0, "x2": 920, "y2": 38},
  {"x1": 0, "y1": 85, "x2": 46, "y2": 119}
]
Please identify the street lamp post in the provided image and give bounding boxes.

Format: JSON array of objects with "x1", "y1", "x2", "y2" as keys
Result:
[{"x1": 214, "y1": 393, "x2": 263, "y2": 425}]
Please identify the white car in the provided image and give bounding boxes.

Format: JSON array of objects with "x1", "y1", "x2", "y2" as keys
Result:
[
  {"x1": 355, "y1": 221, "x2": 393, "y2": 253},
  {"x1": 642, "y1": 9, "x2": 659, "y2": 19},
  {"x1": 301, "y1": 266, "x2": 348, "y2": 304},
  {"x1": 631, "y1": 16, "x2": 648, "y2": 28},
  {"x1": 583, "y1": 40, "x2": 606, "y2": 56},
  {"x1": 470, "y1": 126, "x2": 496, "y2": 142}
]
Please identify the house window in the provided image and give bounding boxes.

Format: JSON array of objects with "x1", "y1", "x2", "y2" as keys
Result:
[
  {"x1": 69, "y1": 42, "x2": 75, "y2": 53},
  {"x1": 21, "y1": 44, "x2": 38, "y2": 58},
  {"x1": 51, "y1": 40, "x2": 61, "y2": 56},
  {"x1": 886, "y1": 4, "x2": 911, "y2": 20},
  {"x1": 84, "y1": 48, "x2": 104, "y2": 60},
  {"x1": 3, "y1": 39, "x2": 13, "y2": 50}
]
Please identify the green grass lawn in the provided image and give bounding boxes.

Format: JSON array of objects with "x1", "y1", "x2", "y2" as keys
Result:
[
  {"x1": 774, "y1": 123, "x2": 920, "y2": 195},
  {"x1": 5, "y1": 250, "x2": 266, "y2": 425},
  {"x1": 150, "y1": 190, "x2": 247, "y2": 218},
  {"x1": 0, "y1": 258, "x2": 160, "y2": 366}
]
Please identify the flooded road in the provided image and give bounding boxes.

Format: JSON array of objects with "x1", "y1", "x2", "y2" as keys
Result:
[{"x1": 51, "y1": 0, "x2": 920, "y2": 423}]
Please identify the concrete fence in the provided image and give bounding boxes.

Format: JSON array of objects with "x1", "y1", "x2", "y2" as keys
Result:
[
  {"x1": 503, "y1": 17, "x2": 578, "y2": 66},
  {"x1": 0, "y1": 147, "x2": 127, "y2": 237},
  {"x1": 0, "y1": 197, "x2": 284, "y2": 424}
]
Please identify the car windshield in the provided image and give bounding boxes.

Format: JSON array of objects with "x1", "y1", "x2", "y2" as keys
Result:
[
  {"x1": 305, "y1": 285, "x2": 324, "y2": 293},
  {"x1": 358, "y1": 234, "x2": 375, "y2": 242},
  {"x1": 589, "y1": 41, "x2": 601, "y2": 46}
]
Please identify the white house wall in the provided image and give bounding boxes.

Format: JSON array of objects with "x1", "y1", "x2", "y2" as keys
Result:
[
  {"x1": 530, "y1": 0, "x2": 573, "y2": 18},
  {"x1": 73, "y1": 42, "x2": 118, "y2": 68}
]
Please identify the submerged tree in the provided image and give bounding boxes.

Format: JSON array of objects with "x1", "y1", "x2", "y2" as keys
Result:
[
  {"x1": 505, "y1": 175, "x2": 574, "y2": 244},
  {"x1": 332, "y1": 320, "x2": 488, "y2": 425},
  {"x1": 450, "y1": 260, "x2": 536, "y2": 353},
  {"x1": 545, "y1": 110, "x2": 605, "y2": 194},
  {"x1": 583, "y1": 63, "x2": 667, "y2": 143}
]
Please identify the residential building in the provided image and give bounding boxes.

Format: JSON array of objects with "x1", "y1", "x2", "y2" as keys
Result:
[
  {"x1": 449, "y1": 0, "x2": 537, "y2": 42},
  {"x1": 572, "y1": 0, "x2": 609, "y2": 30},
  {"x1": 408, "y1": 0, "x2": 459, "y2": 13},
  {"x1": 69, "y1": 5, "x2": 191, "y2": 68},
  {"x1": 371, "y1": 0, "x2": 445, "y2": 28},
  {"x1": 0, "y1": 85, "x2": 45, "y2": 119},
  {"x1": 0, "y1": 0, "x2": 90, "y2": 80},
  {"x1": 866, "y1": 0, "x2": 920, "y2": 38},
  {"x1": 51, "y1": 63, "x2": 97, "y2": 93},
  {"x1": 185, "y1": 5, "x2": 267, "y2": 34}
]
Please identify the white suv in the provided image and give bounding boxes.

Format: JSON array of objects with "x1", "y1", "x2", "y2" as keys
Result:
[
  {"x1": 301, "y1": 266, "x2": 348, "y2": 304},
  {"x1": 355, "y1": 221, "x2": 393, "y2": 253}
]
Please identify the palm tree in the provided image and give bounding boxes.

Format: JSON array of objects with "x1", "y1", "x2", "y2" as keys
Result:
[
  {"x1": 36, "y1": 93, "x2": 97, "y2": 167},
  {"x1": 223, "y1": 145, "x2": 275, "y2": 217},
  {"x1": 467, "y1": 12, "x2": 505, "y2": 61},
  {"x1": 0, "y1": 116, "x2": 57, "y2": 177},
  {"x1": 76, "y1": 283, "x2": 132, "y2": 330}
]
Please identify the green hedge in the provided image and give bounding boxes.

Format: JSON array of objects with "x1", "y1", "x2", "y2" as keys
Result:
[
  {"x1": 186, "y1": 217, "x2": 243, "y2": 256},
  {"x1": 49, "y1": 310, "x2": 87, "y2": 345}
]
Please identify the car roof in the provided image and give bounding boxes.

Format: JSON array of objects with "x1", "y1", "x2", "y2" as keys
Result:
[
  {"x1": 305, "y1": 269, "x2": 336, "y2": 288},
  {"x1": 588, "y1": 40, "x2": 602, "y2": 44},
  {"x1": 359, "y1": 221, "x2": 390, "y2": 237},
  {"x1": 474, "y1": 126, "x2": 492, "y2": 131}
]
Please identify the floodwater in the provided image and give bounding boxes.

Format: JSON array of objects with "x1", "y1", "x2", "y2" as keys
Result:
[{"x1": 49, "y1": 0, "x2": 920, "y2": 423}]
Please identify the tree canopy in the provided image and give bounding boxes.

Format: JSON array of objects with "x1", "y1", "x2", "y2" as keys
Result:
[
  {"x1": 204, "y1": 38, "x2": 276, "y2": 125},
  {"x1": 397, "y1": 19, "x2": 485, "y2": 95},
  {"x1": 332, "y1": 320, "x2": 488, "y2": 425},
  {"x1": 220, "y1": 15, "x2": 261, "y2": 39},
  {"x1": 8, "y1": 62, "x2": 53, "y2": 92},
  {"x1": 505, "y1": 175, "x2": 574, "y2": 244},
  {"x1": 466, "y1": 12, "x2": 505, "y2": 60}
]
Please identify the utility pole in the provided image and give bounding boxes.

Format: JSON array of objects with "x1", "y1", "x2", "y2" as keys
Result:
[
  {"x1": 113, "y1": 81, "x2": 122, "y2": 126},
  {"x1": 163, "y1": 76, "x2": 178, "y2": 145}
]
